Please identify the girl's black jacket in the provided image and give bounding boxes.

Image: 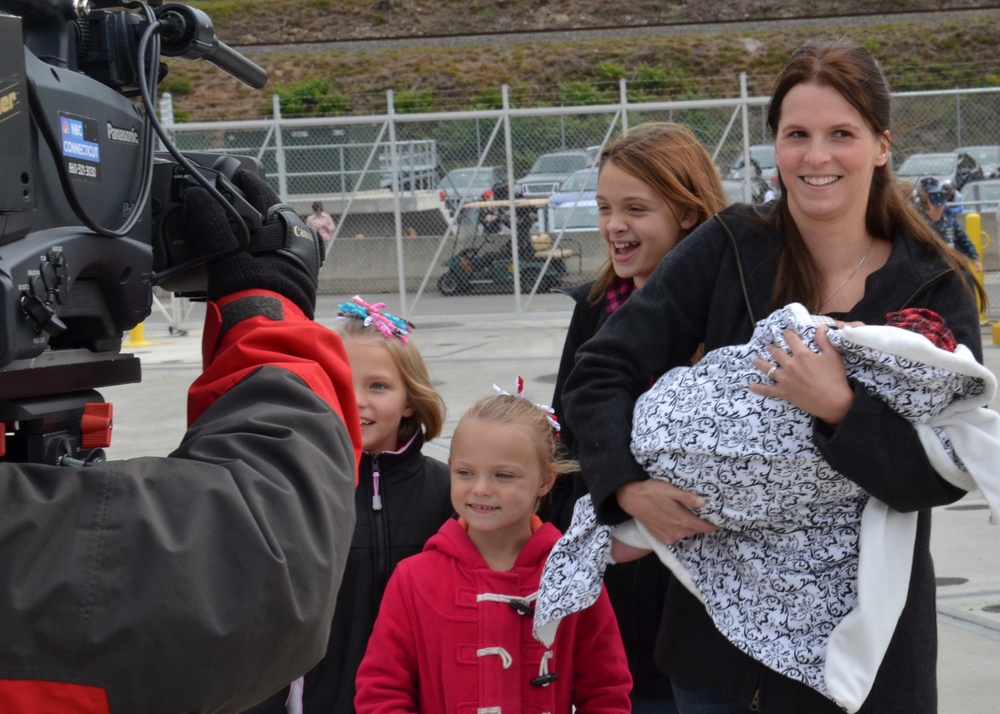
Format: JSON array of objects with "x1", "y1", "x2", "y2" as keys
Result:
[
  {"x1": 541, "y1": 280, "x2": 674, "y2": 701},
  {"x1": 562, "y1": 203, "x2": 983, "y2": 713}
]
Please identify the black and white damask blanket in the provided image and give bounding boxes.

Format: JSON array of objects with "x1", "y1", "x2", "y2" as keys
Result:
[{"x1": 533, "y1": 302, "x2": 1000, "y2": 713}]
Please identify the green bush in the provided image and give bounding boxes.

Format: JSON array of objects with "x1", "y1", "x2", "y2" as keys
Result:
[
  {"x1": 159, "y1": 75, "x2": 193, "y2": 96},
  {"x1": 184, "y1": 0, "x2": 243, "y2": 23},
  {"x1": 559, "y1": 81, "x2": 607, "y2": 107},
  {"x1": 275, "y1": 78, "x2": 351, "y2": 116},
  {"x1": 596, "y1": 61, "x2": 628, "y2": 83},
  {"x1": 471, "y1": 88, "x2": 504, "y2": 110},
  {"x1": 633, "y1": 63, "x2": 668, "y2": 92},
  {"x1": 394, "y1": 90, "x2": 436, "y2": 113}
]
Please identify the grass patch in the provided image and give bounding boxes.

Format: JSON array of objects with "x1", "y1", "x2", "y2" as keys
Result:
[{"x1": 162, "y1": 10, "x2": 1000, "y2": 122}]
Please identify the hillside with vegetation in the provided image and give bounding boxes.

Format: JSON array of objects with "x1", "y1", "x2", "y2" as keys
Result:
[{"x1": 162, "y1": 1, "x2": 1000, "y2": 121}]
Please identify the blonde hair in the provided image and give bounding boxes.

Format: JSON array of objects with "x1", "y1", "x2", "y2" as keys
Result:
[
  {"x1": 334, "y1": 317, "x2": 445, "y2": 442},
  {"x1": 589, "y1": 122, "x2": 729, "y2": 305},
  {"x1": 459, "y1": 394, "x2": 578, "y2": 480}
]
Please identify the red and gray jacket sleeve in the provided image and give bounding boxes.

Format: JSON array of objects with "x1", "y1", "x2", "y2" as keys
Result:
[{"x1": 0, "y1": 290, "x2": 361, "y2": 714}]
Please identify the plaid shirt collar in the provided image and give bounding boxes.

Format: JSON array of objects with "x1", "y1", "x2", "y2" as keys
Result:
[
  {"x1": 604, "y1": 277, "x2": 637, "y2": 314},
  {"x1": 885, "y1": 308, "x2": 957, "y2": 352}
]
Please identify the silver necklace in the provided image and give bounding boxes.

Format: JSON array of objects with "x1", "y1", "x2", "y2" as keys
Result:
[{"x1": 816, "y1": 239, "x2": 874, "y2": 312}]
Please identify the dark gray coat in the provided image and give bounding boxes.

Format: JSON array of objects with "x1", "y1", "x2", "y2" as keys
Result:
[
  {"x1": 563, "y1": 203, "x2": 982, "y2": 713},
  {"x1": 0, "y1": 294, "x2": 359, "y2": 713},
  {"x1": 542, "y1": 279, "x2": 674, "y2": 700}
]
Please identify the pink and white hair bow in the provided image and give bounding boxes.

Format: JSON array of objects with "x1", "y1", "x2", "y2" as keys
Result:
[{"x1": 492, "y1": 375, "x2": 561, "y2": 432}]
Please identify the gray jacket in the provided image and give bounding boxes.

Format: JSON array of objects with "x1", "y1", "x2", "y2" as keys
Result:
[{"x1": 0, "y1": 293, "x2": 359, "y2": 713}]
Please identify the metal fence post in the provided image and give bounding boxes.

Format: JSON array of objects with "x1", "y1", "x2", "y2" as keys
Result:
[
  {"x1": 159, "y1": 92, "x2": 174, "y2": 125},
  {"x1": 739, "y1": 72, "x2": 753, "y2": 204},
  {"x1": 502, "y1": 84, "x2": 523, "y2": 312},
  {"x1": 272, "y1": 94, "x2": 288, "y2": 202},
  {"x1": 620, "y1": 78, "x2": 629, "y2": 134},
  {"x1": 956, "y1": 94, "x2": 963, "y2": 149},
  {"x1": 385, "y1": 90, "x2": 408, "y2": 314}
]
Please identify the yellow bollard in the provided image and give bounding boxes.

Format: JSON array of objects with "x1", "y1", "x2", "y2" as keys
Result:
[
  {"x1": 126, "y1": 322, "x2": 153, "y2": 347},
  {"x1": 964, "y1": 213, "x2": 987, "y2": 324}
]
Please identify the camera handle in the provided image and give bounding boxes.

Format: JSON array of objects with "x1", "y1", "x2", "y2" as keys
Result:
[{"x1": 156, "y1": 4, "x2": 267, "y2": 89}]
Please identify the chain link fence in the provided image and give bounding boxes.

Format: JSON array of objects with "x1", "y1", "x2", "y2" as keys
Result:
[{"x1": 160, "y1": 78, "x2": 1000, "y2": 321}]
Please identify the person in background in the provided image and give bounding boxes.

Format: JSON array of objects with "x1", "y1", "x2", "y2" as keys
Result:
[
  {"x1": 478, "y1": 186, "x2": 505, "y2": 235},
  {"x1": 541, "y1": 120, "x2": 728, "y2": 714},
  {"x1": 917, "y1": 176, "x2": 982, "y2": 273},
  {"x1": 245, "y1": 296, "x2": 452, "y2": 714},
  {"x1": 0, "y1": 170, "x2": 360, "y2": 713},
  {"x1": 941, "y1": 179, "x2": 963, "y2": 216},
  {"x1": 561, "y1": 38, "x2": 984, "y2": 713},
  {"x1": 764, "y1": 174, "x2": 779, "y2": 202},
  {"x1": 306, "y1": 201, "x2": 336, "y2": 246},
  {"x1": 355, "y1": 388, "x2": 632, "y2": 714}
]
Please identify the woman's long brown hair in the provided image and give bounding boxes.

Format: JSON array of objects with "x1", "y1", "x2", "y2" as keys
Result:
[{"x1": 767, "y1": 39, "x2": 985, "y2": 310}]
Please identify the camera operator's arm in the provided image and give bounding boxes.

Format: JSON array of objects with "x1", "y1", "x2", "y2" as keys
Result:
[
  {"x1": 158, "y1": 171, "x2": 362, "y2": 711},
  {"x1": 0, "y1": 172, "x2": 361, "y2": 714}
]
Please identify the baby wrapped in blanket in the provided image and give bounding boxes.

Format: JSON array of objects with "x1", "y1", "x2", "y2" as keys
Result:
[{"x1": 533, "y1": 302, "x2": 1000, "y2": 713}]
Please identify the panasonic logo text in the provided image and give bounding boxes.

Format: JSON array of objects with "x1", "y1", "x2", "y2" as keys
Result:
[{"x1": 106, "y1": 122, "x2": 139, "y2": 144}]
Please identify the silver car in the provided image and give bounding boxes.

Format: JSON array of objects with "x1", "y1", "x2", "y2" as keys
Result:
[{"x1": 516, "y1": 150, "x2": 592, "y2": 198}]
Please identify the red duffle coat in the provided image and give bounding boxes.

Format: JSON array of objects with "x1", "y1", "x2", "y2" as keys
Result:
[{"x1": 355, "y1": 517, "x2": 632, "y2": 714}]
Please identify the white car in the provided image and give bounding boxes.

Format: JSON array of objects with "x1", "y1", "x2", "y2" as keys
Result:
[
  {"x1": 729, "y1": 144, "x2": 777, "y2": 185},
  {"x1": 545, "y1": 198, "x2": 599, "y2": 233}
]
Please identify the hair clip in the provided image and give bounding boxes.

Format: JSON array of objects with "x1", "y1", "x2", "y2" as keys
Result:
[
  {"x1": 337, "y1": 295, "x2": 413, "y2": 343},
  {"x1": 492, "y1": 375, "x2": 561, "y2": 432}
]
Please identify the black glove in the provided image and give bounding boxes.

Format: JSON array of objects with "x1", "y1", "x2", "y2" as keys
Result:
[{"x1": 182, "y1": 168, "x2": 323, "y2": 318}]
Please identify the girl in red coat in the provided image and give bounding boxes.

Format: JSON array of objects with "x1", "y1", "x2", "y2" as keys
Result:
[{"x1": 355, "y1": 386, "x2": 632, "y2": 713}]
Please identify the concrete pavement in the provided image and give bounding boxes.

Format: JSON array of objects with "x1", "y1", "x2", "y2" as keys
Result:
[{"x1": 104, "y1": 293, "x2": 1000, "y2": 713}]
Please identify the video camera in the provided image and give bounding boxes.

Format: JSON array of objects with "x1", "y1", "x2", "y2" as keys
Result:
[{"x1": 0, "y1": 0, "x2": 270, "y2": 463}]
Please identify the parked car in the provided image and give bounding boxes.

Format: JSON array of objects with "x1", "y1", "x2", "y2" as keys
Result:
[
  {"x1": 729, "y1": 144, "x2": 778, "y2": 185},
  {"x1": 957, "y1": 178, "x2": 1000, "y2": 210},
  {"x1": 548, "y1": 167, "x2": 598, "y2": 206},
  {"x1": 516, "y1": 149, "x2": 592, "y2": 198},
  {"x1": 956, "y1": 145, "x2": 1000, "y2": 179},
  {"x1": 585, "y1": 144, "x2": 603, "y2": 165},
  {"x1": 438, "y1": 166, "x2": 502, "y2": 213},
  {"x1": 721, "y1": 176, "x2": 771, "y2": 205},
  {"x1": 545, "y1": 198, "x2": 599, "y2": 233},
  {"x1": 952, "y1": 178, "x2": 999, "y2": 260},
  {"x1": 896, "y1": 151, "x2": 984, "y2": 191}
]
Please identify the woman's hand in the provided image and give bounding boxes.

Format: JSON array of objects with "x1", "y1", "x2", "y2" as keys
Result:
[
  {"x1": 750, "y1": 325, "x2": 854, "y2": 426},
  {"x1": 615, "y1": 480, "x2": 718, "y2": 544}
]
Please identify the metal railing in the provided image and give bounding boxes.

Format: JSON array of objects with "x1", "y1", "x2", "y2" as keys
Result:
[{"x1": 159, "y1": 78, "x2": 1000, "y2": 320}]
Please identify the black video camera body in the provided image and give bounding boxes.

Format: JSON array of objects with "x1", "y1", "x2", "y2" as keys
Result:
[{"x1": 0, "y1": 0, "x2": 268, "y2": 463}]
